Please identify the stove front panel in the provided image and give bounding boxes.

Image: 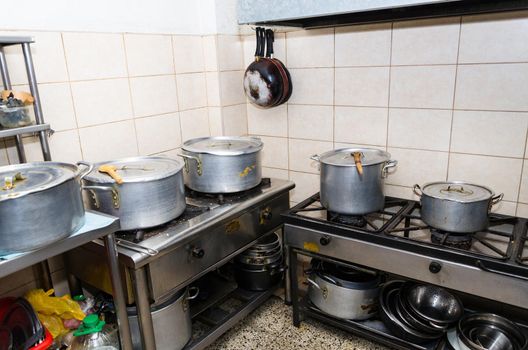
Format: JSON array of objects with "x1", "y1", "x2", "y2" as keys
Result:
[
  {"x1": 147, "y1": 193, "x2": 289, "y2": 301},
  {"x1": 285, "y1": 224, "x2": 528, "y2": 309}
]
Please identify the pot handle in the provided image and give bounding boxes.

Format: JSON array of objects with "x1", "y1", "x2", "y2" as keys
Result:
[
  {"x1": 76, "y1": 161, "x2": 94, "y2": 180},
  {"x1": 82, "y1": 185, "x2": 120, "y2": 209},
  {"x1": 310, "y1": 154, "x2": 320, "y2": 162},
  {"x1": 413, "y1": 184, "x2": 423, "y2": 197},
  {"x1": 186, "y1": 286, "x2": 200, "y2": 300},
  {"x1": 178, "y1": 154, "x2": 203, "y2": 176},
  {"x1": 491, "y1": 193, "x2": 504, "y2": 206},
  {"x1": 381, "y1": 159, "x2": 398, "y2": 178},
  {"x1": 306, "y1": 277, "x2": 328, "y2": 299}
]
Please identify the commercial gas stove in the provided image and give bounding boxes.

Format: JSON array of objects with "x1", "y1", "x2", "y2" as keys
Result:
[
  {"x1": 66, "y1": 177, "x2": 294, "y2": 350},
  {"x1": 283, "y1": 193, "x2": 528, "y2": 349}
]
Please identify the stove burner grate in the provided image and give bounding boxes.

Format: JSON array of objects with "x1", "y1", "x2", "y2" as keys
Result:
[
  {"x1": 327, "y1": 212, "x2": 367, "y2": 228},
  {"x1": 430, "y1": 229, "x2": 473, "y2": 250},
  {"x1": 186, "y1": 178, "x2": 272, "y2": 204}
]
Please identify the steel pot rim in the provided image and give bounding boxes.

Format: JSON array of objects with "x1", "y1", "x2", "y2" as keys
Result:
[
  {"x1": 311, "y1": 148, "x2": 392, "y2": 167},
  {"x1": 413, "y1": 181, "x2": 503, "y2": 205},
  {"x1": 182, "y1": 136, "x2": 263, "y2": 156}
]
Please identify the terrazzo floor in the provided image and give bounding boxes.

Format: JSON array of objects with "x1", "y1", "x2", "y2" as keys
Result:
[{"x1": 206, "y1": 297, "x2": 391, "y2": 350}]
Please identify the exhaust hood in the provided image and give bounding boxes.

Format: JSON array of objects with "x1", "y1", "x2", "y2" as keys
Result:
[{"x1": 238, "y1": 0, "x2": 528, "y2": 28}]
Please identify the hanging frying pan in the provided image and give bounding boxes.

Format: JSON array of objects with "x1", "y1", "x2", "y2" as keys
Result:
[
  {"x1": 265, "y1": 29, "x2": 292, "y2": 105},
  {"x1": 243, "y1": 27, "x2": 284, "y2": 108}
]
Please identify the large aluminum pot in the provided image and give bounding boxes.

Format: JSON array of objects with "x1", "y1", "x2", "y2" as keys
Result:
[
  {"x1": 413, "y1": 181, "x2": 503, "y2": 233},
  {"x1": 308, "y1": 260, "x2": 380, "y2": 320},
  {"x1": 82, "y1": 156, "x2": 185, "y2": 231},
  {"x1": 180, "y1": 136, "x2": 263, "y2": 193},
  {"x1": 128, "y1": 287, "x2": 199, "y2": 350},
  {"x1": 311, "y1": 148, "x2": 397, "y2": 215},
  {"x1": 0, "y1": 161, "x2": 92, "y2": 254}
]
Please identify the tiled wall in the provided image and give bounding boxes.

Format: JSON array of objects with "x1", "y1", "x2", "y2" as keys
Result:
[
  {"x1": 0, "y1": 29, "x2": 248, "y2": 297},
  {"x1": 0, "y1": 30, "x2": 248, "y2": 168},
  {"x1": 243, "y1": 10, "x2": 528, "y2": 217}
]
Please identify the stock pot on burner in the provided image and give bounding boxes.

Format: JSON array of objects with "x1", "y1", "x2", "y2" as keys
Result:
[
  {"x1": 413, "y1": 181, "x2": 503, "y2": 233},
  {"x1": 311, "y1": 148, "x2": 397, "y2": 215}
]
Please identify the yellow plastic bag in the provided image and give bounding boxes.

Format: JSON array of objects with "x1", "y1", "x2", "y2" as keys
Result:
[{"x1": 25, "y1": 289, "x2": 85, "y2": 338}]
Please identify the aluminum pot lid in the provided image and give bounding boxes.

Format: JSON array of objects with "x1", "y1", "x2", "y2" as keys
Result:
[
  {"x1": 0, "y1": 162, "x2": 78, "y2": 201},
  {"x1": 84, "y1": 156, "x2": 183, "y2": 184},
  {"x1": 182, "y1": 136, "x2": 263, "y2": 156},
  {"x1": 318, "y1": 148, "x2": 391, "y2": 167},
  {"x1": 421, "y1": 181, "x2": 494, "y2": 202}
]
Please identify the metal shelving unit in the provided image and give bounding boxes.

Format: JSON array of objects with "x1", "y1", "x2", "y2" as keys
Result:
[{"x1": 0, "y1": 36, "x2": 52, "y2": 163}]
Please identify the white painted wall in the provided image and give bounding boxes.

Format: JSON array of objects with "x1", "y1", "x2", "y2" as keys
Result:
[{"x1": 0, "y1": 0, "x2": 223, "y2": 34}]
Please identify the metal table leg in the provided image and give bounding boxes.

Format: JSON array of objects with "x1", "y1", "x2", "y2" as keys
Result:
[
  {"x1": 289, "y1": 247, "x2": 301, "y2": 327},
  {"x1": 104, "y1": 233, "x2": 133, "y2": 350},
  {"x1": 131, "y1": 267, "x2": 156, "y2": 350},
  {"x1": 283, "y1": 230, "x2": 292, "y2": 305}
]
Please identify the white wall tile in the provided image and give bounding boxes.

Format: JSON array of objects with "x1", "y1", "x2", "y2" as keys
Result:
[
  {"x1": 334, "y1": 142, "x2": 387, "y2": 152},
  {"x1": 335, "y1": 67, "x2": 390, "y2": 107},
  {"x1": 390, "y1": 65, "x2": 456, "y2": 109},
  {"x1": 176, "y1": 72, "x2": 207, "y2": 110},
  {"x1": 384, "y1": 184, "x2": 421, "y2": 201},
  {"x1": 135, "y1": 113, "x2": 181, "y2": 155},
  {"x1": 286, "y1": 29, "x2": 334, "y2": 68},
  {"x1": 247, "y1": 104, "x2": 287, "y2": 137},
  {"x1": 392, "y1": 17, "x2": 460, "y2": 65},
  {"x1": 289, "y1": 171, "x2": 319, "y2": 203},
  {"x1": 172, "y1": 35, "x2": 205, "y2": 73},
  {"x1": 263, "y1": 167, "x2": 289, "y2": 180},
  {"x1": 180, "y1": 108, "x2": 210, "y2": 141},
  {"x1": 202, "y1": 36, "x2": 218, "y2": 72},
  {"x1": 216, "y1": 35, "x2": 244, "y2": 71},
  {"x1": 518, "y1": 162, "x2": 528, "y2": 203},
  {"x1": 335, "y1": 106, "x2": 388, "y2": 146},
  {"x1": 448, "y1": 153, "x2": 523, "y2": 202},
  {"x1": 491, "y1": 200, "x2": 517, "y2": 216},
  {"x1": 335, "y1": 23, "x2": 391, "y2": 67},
  {"x1": 78, "y1": 120, "x2": 138, "y2": 162},
  {"x1": 517, "y1": 203, "x2": 528, "y2": 218},
  {"x1": 257, "y1": 136, "x2": 288, "y2": 169},
  {"x1": 386, "y1": 148, "x2": 449, "y2": 187},
  {"x1": 48, "y1": 130, "x2": 83, "y2": 163},
  {"x1": 222, "y1": 104, "x2": 247, "y2": 136},
  {"x1": 38, "y1": 82, "x2": 77, "y2": 131},
  {"x1": 219, "y1": 70, "x2": 246, "y2": 106},
  {"x1": 206, "y1": 72, "x2": 221, "y2": 106},
  {"x1": 289, "y1": 68, "x2": 334, "y2": 105},
  {"x1": 455, "y1": 63, "x2": 528, "y2": 111},
  {"x1": 63, "y1": 32, "x2": 127, "y2": 81},
  {"x1": 129, "y1": 75, "x2": 178, "y2": 117},
  {"x1": 288, "y1": 105, "x2": 333, "y2": 141},
  {"x1": 459, "y1": 11, "x2": 528, "y2": 64},
  {"x1": 208, "y1": 107, "x2": 224, "y2": 136},
  {"x1": 289, "y1": 139, "x2": 332, "y2": 174},
  {"x1": 2, "y1": 31, "x2": 69, "y2": 85},
  {"x1": 451, "y1": 111, "x2": 528, "y2": 158},
  {"x1": 125, "y1": 34, "x2": 174, "y2": 76},
  {"x1": 71, "y1": 78, "x2": 133, "y2": 127},
  {"x1": 388, "y1": 108, "x2": 452, "y2": 151}
]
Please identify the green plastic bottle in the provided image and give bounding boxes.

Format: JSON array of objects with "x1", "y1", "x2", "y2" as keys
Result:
[{"x1": 70, "y1": 314, "x2": 120, "y2": 350}]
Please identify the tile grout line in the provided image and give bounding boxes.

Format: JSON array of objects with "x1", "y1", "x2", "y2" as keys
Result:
[
  {"x1": 121, "y1": 33, "x2": 141, "y2": 156},
  {"x1": 170, "y1": 35, "x2": 185, "y2": 147},
  {"x1": 386, "y1": 21, "x2": 394, "y2": 152}
]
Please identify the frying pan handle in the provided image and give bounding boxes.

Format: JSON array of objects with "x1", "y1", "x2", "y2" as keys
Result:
[
  {"x1": 258, "y1": 27, "x2": 266, "y2": 58},
  {"x1": 76, "y1": 161, "x2": 94, "y2": 180},
  {"x1": 413, "y1": 184, "x2": 423, "y2": 197},
  {"x1": 254, "y1": 27, "x2": 260, "y2": 58},
  {"x1": 266, "y1": 29, "x2": 274, "y2": 58}
]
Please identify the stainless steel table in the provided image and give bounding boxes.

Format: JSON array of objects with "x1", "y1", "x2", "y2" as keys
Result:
[{"x1": 0, "y1": 211, "x2": 133, "y2": 350}]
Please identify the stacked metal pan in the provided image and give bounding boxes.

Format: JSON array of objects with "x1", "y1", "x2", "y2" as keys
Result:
[{"x1": 233, "y1": 233, "x2": 285, "y2": 291}]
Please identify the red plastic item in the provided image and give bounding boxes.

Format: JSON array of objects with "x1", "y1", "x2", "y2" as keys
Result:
[
  {"x1": 31, "y1": 328, "x2": 53, "y2": 350},
  {"x1": 0, "y1": 298, "x2": 16, "y2": 320}
]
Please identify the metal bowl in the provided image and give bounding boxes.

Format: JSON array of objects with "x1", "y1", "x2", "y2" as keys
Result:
[
  {"x1": 396, "y1": 292, "x2": 448, "y2": 335},
  {"x1": 403, "y1": 282, "x2": 463, "y2": 325},
  {"x1": 457, "y1": 313, "x2": 527, "y2": 350}
]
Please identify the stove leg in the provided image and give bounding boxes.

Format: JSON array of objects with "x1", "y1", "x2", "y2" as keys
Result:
[
  {"x1": 104, "y1": 233, "x2": 133, "y2": 350},
  {"x1": 131, "y1": 267, "x2": 156, "y2": 350},
  {"x1": 283, "y1": 230, "x2": 292, "y2": 305},
  {"x1": 289, "y1": 247, "x2": 301, "y2": 327}
]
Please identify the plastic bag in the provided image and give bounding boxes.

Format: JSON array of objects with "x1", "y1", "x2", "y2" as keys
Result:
[{"x1": 25, "y1": 289, "x2": 86, "y2": 338}]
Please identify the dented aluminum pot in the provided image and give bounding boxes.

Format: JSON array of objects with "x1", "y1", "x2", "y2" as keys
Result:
[
  {"x1": 82, "y1": 156, "x2": 186, "y2": 231},
  {"x1": 0, "y1": 161, "x2": 91, "y2": 254},
  {"x1": 180, "y1": 136, "x2": 263, "y2": 193},
  {"x1": 414, "y1": 181, "x2": 503, "y2": 233},
  {"x1": 311, "y1": 148, "x2": 397, "y2": 215}
]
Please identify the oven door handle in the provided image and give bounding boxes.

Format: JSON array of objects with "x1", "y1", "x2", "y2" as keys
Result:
[
  {"x1": 476, "y1": 260, "x2": 528, "y2": 282},
  {"x1": 115, "y1": 239, "x2": 159, "y2": 256}
]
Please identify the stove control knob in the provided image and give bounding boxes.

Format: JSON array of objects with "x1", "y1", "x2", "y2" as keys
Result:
[
  {"x1": 429, "y1": 261, "x2": 442, "y2": 274},
  {"x1": 192, "y1": 247, "x2": 205, "y2": 259},
  {"x1": 259, "y1": 207, "x2": 273, "y2": 224},
  {"x1": 320, "y1": 235, "x2": 331, "y2": 246}
]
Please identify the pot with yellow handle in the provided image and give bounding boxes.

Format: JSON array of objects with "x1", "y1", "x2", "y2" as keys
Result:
[
  {"x1": 0, "y1": 161, "x2": 92, "y2": 254},
  {"x1": 180, "y1": 136, "x2": 263, "y2": 193},
  {"x1": 82, "y1": 156, "x2": 186, "y2": 231}
]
